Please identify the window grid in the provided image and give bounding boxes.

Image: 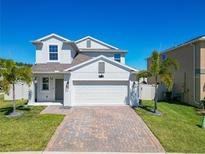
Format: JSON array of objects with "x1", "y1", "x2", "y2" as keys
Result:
[{"x1": 49, "y1": 45, "x2": 58, "y2": 60}]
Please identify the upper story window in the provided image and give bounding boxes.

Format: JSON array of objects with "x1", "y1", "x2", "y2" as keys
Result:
[
  {"x1": 114, "y1": 53, "x2": 121, "y2": 62},
  {"x1": 42, "y1": 77, "x2": 49, "y2": 90},
  {"x1": 162, "y1": 54, "x2": 167, "y2": 61},
  {"x1": 49, "y1": 45, "x2": 58, "y2": 60},
  {"x1": 86, "y1": 39, "x2": 91, "y2": 48}
]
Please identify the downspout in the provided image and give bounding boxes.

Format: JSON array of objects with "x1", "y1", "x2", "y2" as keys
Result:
[{"x1": 191, "y1": 43, "x2": 200, "y2": 105}]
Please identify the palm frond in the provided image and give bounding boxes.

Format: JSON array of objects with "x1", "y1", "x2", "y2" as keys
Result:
[
  {"x1": 160, "y1": 73, "x2": 173, "y2": 91},
  {"x1": 136, "y1": 70, "x2": 152, "y2": 80},
  {"x1": 150, "y1": 50, "x2": 160, "y2": 75},
  {"x1": 148, "y1": 50, "x2": 179, "y2": 90},
  {"x1": 0, "y1": 59, "x2": 32, "y2": 92},
  {"x1": 16, "y1": 66, "x2": 32, "y2": 85},
  {"x1": 161, "y1": 57, "x2": 179, "y2": 70}
]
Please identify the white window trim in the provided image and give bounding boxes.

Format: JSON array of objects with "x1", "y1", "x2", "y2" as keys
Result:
[
  {"x1": 42, "y1": 77, "x2": 50, "y2": 91},
  {"x1": 47, "y1": 43, "x2": 60, "y2": 62}
]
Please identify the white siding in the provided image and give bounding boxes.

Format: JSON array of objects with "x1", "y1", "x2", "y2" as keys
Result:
[
  {"x1": 76, "y1": 39, "x2": 110, "y2": 49},
  {"x1": 72, "y1": 59, "x2": 130, "y2": 80},
  {"x1": 73, "y1": 81, "x2": 128, "y2": 105},
  {"x1": 35, "y1": 37, "x2": 76, "y2": 64}
]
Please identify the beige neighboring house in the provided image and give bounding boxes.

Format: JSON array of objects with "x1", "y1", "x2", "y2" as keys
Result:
[{"x1": 147, "y1": 35, "x2": 205, "y2": 106}]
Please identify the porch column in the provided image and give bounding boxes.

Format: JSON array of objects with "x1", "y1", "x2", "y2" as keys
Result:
[
  {"x1": 129, "y1": 73, "x2": 139, "y2": 107},
  {"x1": 64, "y1": 74, "x2": 71, "y2": 106}
]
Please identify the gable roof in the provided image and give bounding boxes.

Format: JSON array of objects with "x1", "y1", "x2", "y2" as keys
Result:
[
  {"x1": 32, "y1": 54, "x2": 91, "y2": 73},
  {"x1": 75, "y1": 36, "x2": 119, "y2": 50},
  {"x1": 65, "y1": 55, "x2": 138, "y2": 72},
  {"x1": 32, "y1": 33, "x2": 71, "y2": 43}
]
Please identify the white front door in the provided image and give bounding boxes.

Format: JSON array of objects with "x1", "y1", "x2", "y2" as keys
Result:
[{"x1": 73, "y1": 81, "x2": 129, "y2": 105}]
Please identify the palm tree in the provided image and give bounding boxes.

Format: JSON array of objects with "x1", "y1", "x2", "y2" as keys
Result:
[
  {"x1": 0, "y1": 59, "x2": 32, "y2": 116},
  {"x1": 137, "y1": 51, "x2": 179, "y2": 114}
]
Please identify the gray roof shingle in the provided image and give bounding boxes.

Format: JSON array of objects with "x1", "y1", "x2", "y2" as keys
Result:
[{"x1": 32, "y1": 54, "x2": 91, "y2": 73}]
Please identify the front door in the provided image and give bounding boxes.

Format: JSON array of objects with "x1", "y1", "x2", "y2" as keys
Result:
[{"x1": 55, "y1": 79, "x2": 64, "y2": 101}]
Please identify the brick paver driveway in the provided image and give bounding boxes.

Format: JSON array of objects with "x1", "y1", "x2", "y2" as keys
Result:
[{"x1": 45, "y1": 106, "x2": 164, "y2": 152}]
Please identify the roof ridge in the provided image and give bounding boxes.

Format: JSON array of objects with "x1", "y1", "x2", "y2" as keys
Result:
[{"x1": 161, "y1": 35, "x2": 205, "y2": 54}]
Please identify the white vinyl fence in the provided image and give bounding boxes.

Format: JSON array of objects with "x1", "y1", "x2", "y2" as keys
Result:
[
  {"x1": 138, "y1": 83, "x2": 166, "y2": 100},
  {"x1": 4, "y1": 82, "x2": 30, "y2": 100},
  {"x1": 139, "y1": 84, "x2": 155, "y2": 100}
]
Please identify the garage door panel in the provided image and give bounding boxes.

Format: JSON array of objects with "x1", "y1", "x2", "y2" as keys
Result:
[{"x1": 73, "y1": 81, "x2": 128, "y2": 105}]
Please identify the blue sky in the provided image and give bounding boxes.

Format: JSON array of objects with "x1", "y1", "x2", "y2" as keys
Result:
[{"x1": 0, "y1": 0, "x2": 205, "y2": 70}]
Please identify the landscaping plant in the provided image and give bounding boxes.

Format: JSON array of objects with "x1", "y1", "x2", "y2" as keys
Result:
[
  {"x1": 0, "y1": 59, "x2": 32, "y2": 116},
  {"x1": 137, "y1": 51, "x2": 179, "y2": 114}
]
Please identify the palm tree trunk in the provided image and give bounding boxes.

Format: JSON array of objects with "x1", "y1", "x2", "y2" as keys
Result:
[
  {"x1": 12, "y1": 83, "x2": 16, "y2": 113},
  {"x1": 154, "y1": 75, "x2": 158, "y2": 113}
]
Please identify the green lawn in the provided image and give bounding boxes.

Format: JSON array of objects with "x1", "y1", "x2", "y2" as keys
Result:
[
  {"x1": 136, "y1": 100, "x2": 205, "y2": 153},
  {"x1": 0, "y1": 94, "x2": 64, "y2": 151}
]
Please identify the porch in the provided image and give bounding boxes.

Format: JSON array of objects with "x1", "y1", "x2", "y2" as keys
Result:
[{"x1": 29, "y1": 74, "x2": 66, "y2": 105}]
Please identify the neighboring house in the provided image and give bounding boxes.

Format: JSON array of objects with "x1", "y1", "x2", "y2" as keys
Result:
[
  {"x1": 147, "y1": 35, "x2": 205, "y2": 106},
  {"x1": 29, "y1": 33, "x2": 138, "y2": 106}
]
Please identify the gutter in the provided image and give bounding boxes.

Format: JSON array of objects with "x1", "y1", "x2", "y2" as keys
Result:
[
  {"x1": 78, "y1": 49, "x2": 128, "y2": 53},
  {"x1": 191, "y1": 43, "x2": 200, "y2": 105},
  {"x1": 32, "y1": 71, "x2": 70, "y2": 74}
]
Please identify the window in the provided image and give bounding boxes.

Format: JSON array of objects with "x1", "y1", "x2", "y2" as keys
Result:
[
  {"x1": 49, "y1": 45, "x2": 58, "y2": 60},
  {"x1": 162, "y1": 54, "x2": 167, "y2": 61},
  {"x1": 42, "y1": 77, "x2": 49, "y2": 90},
  {"x1": 86, "y1": 39, "x2": 91, "y2": 48},
  {"x1": 114, "y1": 53, "x2": 121, "y2": 62},
  {"x1": 98, "y1": 62, "x2": 105, "y2": 74}
]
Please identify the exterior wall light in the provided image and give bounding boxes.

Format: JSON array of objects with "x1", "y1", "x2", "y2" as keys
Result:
[
  {"x1": 34, "y1": 77, "x2": 37, "y2": 84},
  {"x1": 66, "y1": 81, "x2": 69, "y2": 89},
  {"x1": 98, "y1": 74, "x2": 104, "y2": 78}
]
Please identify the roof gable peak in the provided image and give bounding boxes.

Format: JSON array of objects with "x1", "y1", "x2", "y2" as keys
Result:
[
  {"x1": 65, "y1": 55, "x2": 138, "y2": 72},
  {"x1": 75, "y1": 36, "x2": 119, "y2": 49},
  {"x1": 32, "y1": 33, "x2": 71, "y2": 43}
]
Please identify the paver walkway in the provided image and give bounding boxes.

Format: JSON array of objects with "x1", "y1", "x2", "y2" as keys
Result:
[{"x1": 43, "y1": 106, "x2": 164, "y2": 152}]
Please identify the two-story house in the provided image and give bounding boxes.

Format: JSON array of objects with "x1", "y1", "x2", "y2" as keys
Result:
[
  {"x1": 29, "y1": 33, "x2": 138, "y2": 106},
  {"x1": 147, "y1": 35, "x2": 205, "y2": 106}
]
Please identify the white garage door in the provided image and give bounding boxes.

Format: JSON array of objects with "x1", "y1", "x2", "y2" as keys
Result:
[{"x1": 73, "y1": 81, "x2": 128, "y2": 105}]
